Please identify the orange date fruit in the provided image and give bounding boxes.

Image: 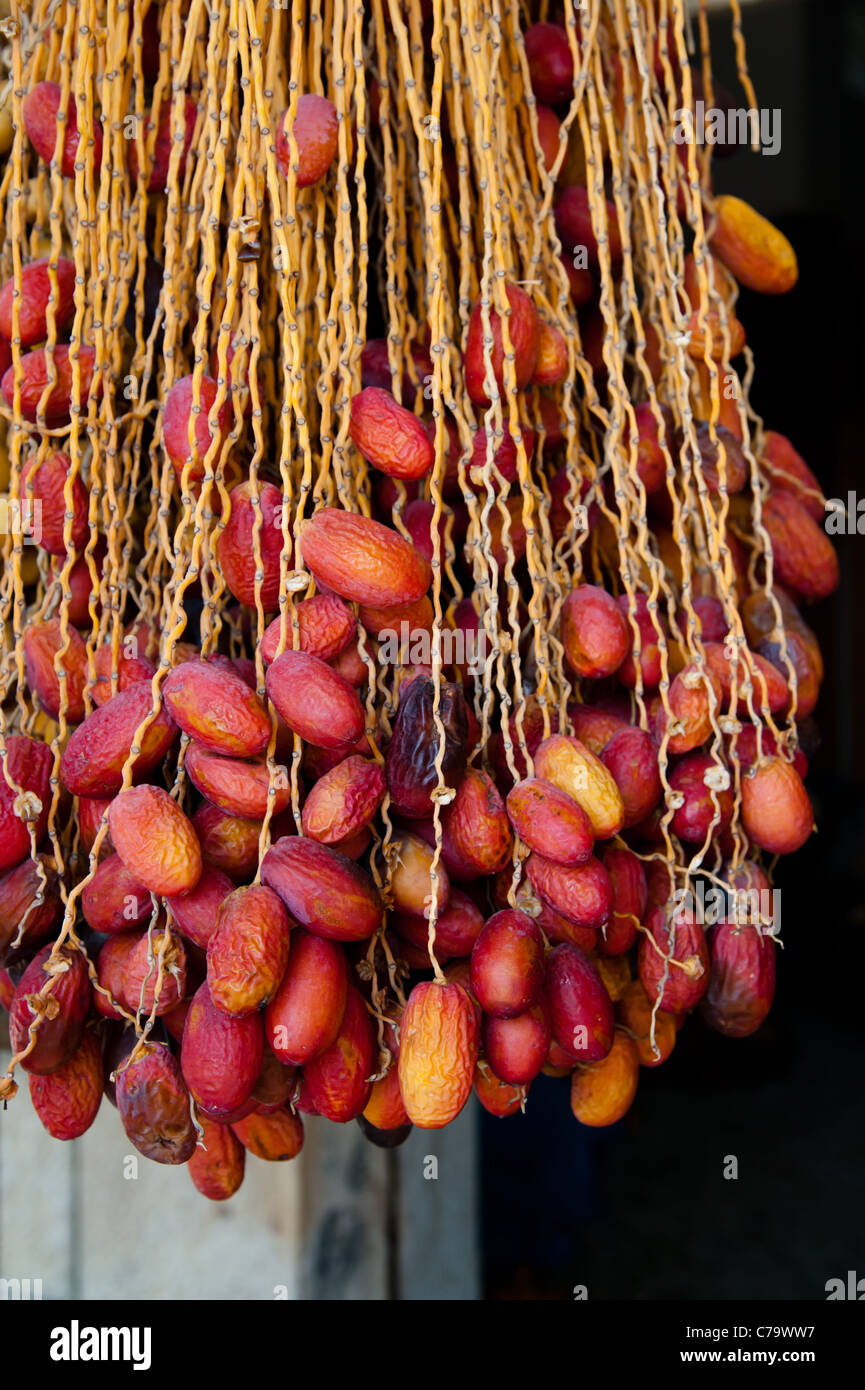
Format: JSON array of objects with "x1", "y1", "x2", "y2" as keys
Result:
[
  {"x1": 207, "y1": 885, "x2": 291, "y2": 1017},
  {"x1": 710, "y1": 194, "x2": 798, "y2": 295},
  {"x1": 163, "y1": 658, "x2": 271, "y2": 757},
  {"x1": 188, "y1": 1116, "x2": 245, "y2": 1201},
  {"x1": 398, "y1": 980, "x2": 479, "y2": 1129},
  {"x1": 108, "y1": 785, "x2": 202, "y2": 896},
  {"x1": 261, "y1": 836, "x2": 382, "y2": 941},
  {"x1": 300, "y1": 508, "x2": 431, "y2": 607},
  {"x1": 569, "y1": 1029, "x2": 639, "y2": 1127},
  {"x1": 29, "y1": 1027, "x2": 103, "y2": 1140}
]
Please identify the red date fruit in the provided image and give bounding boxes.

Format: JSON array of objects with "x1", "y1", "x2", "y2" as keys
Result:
[
  {"x1": 23, "y1": 81, "x2": 103, "y2": 178},
  {"x1": 464, "y1": 282, "x2": 540, "y2": 406},
  {"x1": 93, "y1": 935, "x2": 136, "y2": 1020},
  {"x1": 470, "y1": 909, "x2": 545, "y2": 1018},
  {"x1": 442, "y1": 768, "x2": 513, "y2": 879},
  {"x1": 638, "y1": 906, "x2": 710, "y2": 1013},
  {"x1": 764, "y1": 491, "x2": 838, "y2": 602},
  {"x1": 1, "y1": 344, "x2": 100, "y2": 426},
  {"x1": 506, "y1": 777, "x2": 594, "y2": 866},
  {"x1": 207, "y1": 885, "x2": 291, "y2": 1017},
  {"x1": 668, "y1": 752, "x2": 734, "y2": 843},
  {"x1": 18, "y1": 451, "x2": 88, "y2": 557},
  {"x1": 349, "y1": 387, "x2": 435, "y2": 480},
  {"x1": 398, "y1": 980, "x2": 479, "y2": 1128},
  {"x1": 474, "y1": 1065, "x2": 526, "y2": 1117},
  {"x1": 524, "y1": 22, "x2": 575, "y2": 104},
  {"x1": 81, "y1": 853, "x2": 152, "y2": 935},
  {"x1": 29, "y1": 1028, "x2": 103, "y2": 1140},
  {"x1": 300, "y1": 508, "x2": 432, "y2": 607},
  {"x1": 0, "y1": 256, "x2": 76, "y2": 346},
  {"x1": 261, "y1": 836, "x2": 382, "y2": 941},
  {"x1": 163, "y1": 658, "x2": 271, "y2": 757},
  {"x1": 185, "y1": 745, "x2": 289, "y2": 820},
  {"x1": 128, "y1": 96, "x2": 197, "y2": 191},
  {"x1": 60, "y1": 681, "x2": 178, "y2": 798},
  {"x1": 0, "y1": 855, "x2": 62, "y2": 965},
  {"x1": 615, "y1": 592, "x2": 664, "y2": 689},
  {"x1": 554, "y1": 185, "x2": 622, "y2": 266},
  {"x1": 597, "y1": 846, "x2": 647, "y2": 956},
  {"x1": 9, "y1": 943, "x2": 91, "y2": 1075},
  {"x1": 24, "y1": 619, "x2": 88, "y2": 720},
  {"x1": 192, "y1": 803, "x2": 263, "y2": 883},
  {"x1": 265, "y1": 928, "x2": 347, "y2": 1065},
  {"x1": 188, "y1": 1117, "x2": 245, "y2": 1200},
  {"x1": 526, "y1": 852, "x2": 613, "y2": 931},
  {"x1": 216, "y1": 481, "x2": 285, "y2": 611},
  {"x1": 700, "y1": 920, "x2": 776, "y2": 1038},
  {"x1": 301, "y1": 755, "x2": 385, "y2": 844},
  {"x1": 120, "y1": 924, "x2": 187, "y2": 1017},
  {"x1": 116, "y1": 1041, "x2": 197, "y2": 1164},
  {"x1": 108, "y1": 785, "x2": 202, "y2": 896},
  {"x1": 562, "y1": 583, "x2": 630, "y2": 679},
  {"x1": 260, "y1": 595, "x2": 356, "y2": 664},
  {"x1": 545, "y1": 943, "x2": 615, "y2": 1063},
  {"x1": 266, "y1": 649, "x2": 365, "y2": 751},
  {"x1": 302, "y1": 986, "x2": 375, "y2": 1122},
  {"x1": 0, "y1": 735, "x2": 53, "y2": 872},
  {"x1": 740, "y1": 755, "x2": 813, "y2": 855},
  {"x1": 483, "y1": 999, "x2": 551, "y2": 1085},
  {"x1": 162, "y1": 375, "x2": 231, "y2": 488},
  {"x1": 231, "y1": 1106, "x2": 305, "y2": 1160},
  {"x1": 391, "y1": 886, "x2": 484, "y2": 958},
  {"x1": 181, "y1": 981, "x2": 263, "y2": 1119},
  {"x1": 165, "y1": 865, "x2": 234, "y2": 949},
  {"x1": 276, "y1": 93, "x2": 339, "y2": 188},
  {"x1": 599, "y1": 726, "x2": 662, "y2": 829},
  {"x1": 386, "y1": 675, "x2": 468, "y2": 818}
]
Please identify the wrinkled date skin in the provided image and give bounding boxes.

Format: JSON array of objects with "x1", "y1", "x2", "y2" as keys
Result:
[
  {"x1": 216, "y1": 481, "x2": 285, "y2": 611},
  {"x1": 599, "y1": 726, "x2": 662, "y2": 829},
  {"x1": 0, "y1": 734, "x2": 53, "y2": 873},
  {"x1": 597, "y1": 846, "x2": 647, "y2": 956},
  {"x1": 534, "y1": 734, "x2": 625, "y2": 839},
  {"x1": 108, "y1": 785, "x2": 202, "y2": 896},
  {"x1": 181, "y1": 982, "x2": 264, "y2": 1119},
  {"x1": 442, "y1": 768, "x2": 514, "y2": 879},
  {"x1": 386, "y1": 675, "x2": 468, "y2": 818},
  {"x1": 741, "y1": 755, "x2": 813, "y2": 855},
  {"x1": 398, "y1": 980, "x2": 479, "y2": 1129},
  {"x1": 192, "y1": 803, "x2": 263, "y2": 883},
  {"x1": 23, "y1": 619, "x2": 89, "y2": 720},
  {"x1": 506, "y1": 777, "x2": 594, "y2": 867},
  {"x1": 700, "y1": 921, "x2": 776, "y2": 1038},
  {"x1": 116, "y1": 1042, "x2": 197, "y2": 1165},
  {"x1": 260, "y1": 595, "x2": 356, "y2": 664},
  {"x1": 0, "y1": 855, "x2": 62, "y2": 965},
  {"x1": 561, "y1": 584, "x2": 631, "y2": 679},
  {"x1": 301, "y1": 986, "x2": 375, "y2": 1123},
  {"x1": 1, "y1": 345, "x2": 100, "y2": 426},
  {"x1": 59, "y1": 681, "x2": 178, "y2": 798},
  {"x1": 301, "y1": 755, "x2": 386, "y2": 844},
  {"x1": 10, "y1": 944, "x2": 91, "y2": 1074},
  {"x1": 163, "y1": 659, "x2": 272, "y2": 757},
  {"x1": 463, "y1": 281, "x2": 540, "y2": 405},
  {"x1": 266, "y1": 649, "x2": 365, "y2": 752},
  {"x1": 28, "y1": 1028, "x2": 103, "y2": 1140},
  {"x1": 261, "y1": 836, "x2": 382, "y2": 941},
  {"x1": 300, "y1": 508, "x2": 432, "y2": 607},
  {"x1": 185, "y1": 745, "x2": 291, "y2": 820},
  {"x1": 188, "y1": 1117, "x2": 246, "y2": 1201},
  {"x1": 638, "y1": 906, "x2": 710, "y2": 1013},
  {"x1": 545, "y1": 942, "x2": 615, "y2": 1063},
  {"x1": 265, "y1": 927, "x2": 347, "y2": 1065},
  {"x1": 165, "y1": 865, "x2": 235, "y2": 949},
  {"x1": 81, "y1": 853, "x2": 152, "y2": 935},
  {"x1": 349, "y1": 387, "x2": 435, "y2": 480},
  {"x1": 120, "y1": 925, "x2": 187, "y2": 1017},
  {"x1": 231, "y1": 1107, "x2": 305, "y2": 1160},
  {"x1": 525, "y1": 852, "x2": 613, "y2": 931},
  {"x1": 391, "y1": 886, "x2": 484, "y2": 958},
  {"x1": 207, "y1": 885, "x2": 291, "y2": 1017}
]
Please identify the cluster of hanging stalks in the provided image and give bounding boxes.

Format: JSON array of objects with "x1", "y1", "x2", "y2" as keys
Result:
[{"x1": 0, "y1": 0, "x2": 835, "y2": 1194}]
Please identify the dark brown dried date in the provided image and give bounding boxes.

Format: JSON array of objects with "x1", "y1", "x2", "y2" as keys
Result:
[{"x1": 385, "y1": 675, "x2": 468, "y2": 818}]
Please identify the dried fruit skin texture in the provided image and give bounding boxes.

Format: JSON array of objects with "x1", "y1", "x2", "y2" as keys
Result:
[
  {"x1": 265, "y1": 927, "x2": 347, "y2": 1064},
  {"x1": 207, "y1": 885, "x2": 291, "y2": 1016},
  {"x1": 108, "y1": 785, "x2": 202, "y2": 896},
  {"x1": 181, "y1": 982, "x2": 263, "y2": 1119},
  {"x1": 231, "y1": 1107, "x2": 305, "y2": 1160},
  {"x1": 300, "y1": 508, "x2": 431, "y2": 607},
  {"x1": 261, "y1": 837, "x2": 382, "y2": 941},
  {"x1": 398, "y1": 981, "x2": 479, "y2": 1129},
  {"x1": 302, "y1": 985, "x2": 375, "y2": 1122},
  {"x1": 188, "y1": 1118, "x2": 245, "y2": 1201},
  {"x1": 710, "y1": 195, "x2": 798, "y2": 294},
  {"x1": 163, "y1": 660, "x2": 271, "y2": 757},
  {"x1": 116, "y1": 1042, "x2": 196, "y2": 1165},
  {"x1": 9, "y1": 944, "x2": 91, "y2": 1075},
  {"x1": 28, "y1": 1029, "x2": 103, "y2": 1140},
  {"x1": 349, "y1": 387, "x2": 434, "y2": 480}
]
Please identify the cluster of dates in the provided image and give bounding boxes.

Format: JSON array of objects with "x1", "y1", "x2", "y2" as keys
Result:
[{"x1": 0, "y1": 14, "x2": 838, "y2": 1200}]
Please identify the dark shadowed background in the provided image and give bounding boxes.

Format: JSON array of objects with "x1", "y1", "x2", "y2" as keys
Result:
[{"x1": 482, "y1": 0, "x2": 865, "y2": 1301}]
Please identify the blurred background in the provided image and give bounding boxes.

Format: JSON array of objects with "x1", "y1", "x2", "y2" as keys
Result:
[{"x1": 483, "y1": 0, "x2": 865, "y2": 1300}]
